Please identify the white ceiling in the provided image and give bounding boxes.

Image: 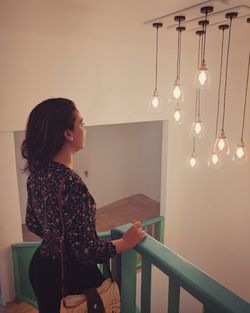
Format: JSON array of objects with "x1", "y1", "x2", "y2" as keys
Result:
[{"x1": 0, "y1": 0, "x2": 249, "y2": 44}]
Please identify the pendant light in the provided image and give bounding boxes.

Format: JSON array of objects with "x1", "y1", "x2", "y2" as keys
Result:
[
  {"x1": 189, "y1": 137, "x2": 199, "y2": 169},
  {"x1": 150, "y1": 22, "x2": 163, "y2": 111},
  {"x1": 233, "y1": 52, "x2": 250, "y2": 162},
  {"x1": 208, "y1": 24, "x2": 229, "y2": 168},
  {"x1": 171, "y1": 16, "x2": 186, "y2": 124},
  {"x1": 173, "y1": 102, "x2": 182, "y2": 124},
  {"x1": 189, "y1": 30, "x2": 203, "y2": 170},
  {"x1": 195, "y1": 6, "x2": 213, "y2": 89},
  {"x1": 171, "y1": 16, "x2": 185, "y2": 103},
  {"x1": 215, "y1": 12, "x2": 238, "y2": 155},
  {"x1": 192, "y1": 30, "x2": 205, "y2": 138}
]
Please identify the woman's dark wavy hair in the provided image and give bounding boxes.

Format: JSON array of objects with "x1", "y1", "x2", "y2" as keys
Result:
[{"x1": 22, "y1": 98, "x2": 77, "y2": 173}]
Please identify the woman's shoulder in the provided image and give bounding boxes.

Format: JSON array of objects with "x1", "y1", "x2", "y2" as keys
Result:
[{"x1": 63, "y1": 168, "x2": 88, "y2": 194}]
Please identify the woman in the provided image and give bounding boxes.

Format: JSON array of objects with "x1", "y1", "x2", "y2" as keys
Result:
[{"x1": 22, "y1": 98, "x2": 146, "y2": 313}]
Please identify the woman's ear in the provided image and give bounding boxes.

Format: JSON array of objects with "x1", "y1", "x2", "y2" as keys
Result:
[{"x1": 64, "y1": 130, "x2": 74, "y2": 142}]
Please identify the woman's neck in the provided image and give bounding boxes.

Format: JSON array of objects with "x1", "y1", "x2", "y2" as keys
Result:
[{"x1": 52, "y1": 149, "x2": 74, "y2": 169}]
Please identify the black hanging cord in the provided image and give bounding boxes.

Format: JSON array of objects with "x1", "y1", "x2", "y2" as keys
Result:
[
  {"x1": 195, "y1": 33, "x2": 202, "y2": 120},
  {"x1": 154, "y1": 25, "x2": 159, "y2": 91},
  {"x1": 198, "y1": 30, "x2": 204, "y2": 118},
  {"x1": 214, "y1": 26, "x2": 227, "y2": 141},
  {"x1": 177, "y1": 19, "x2": 182, "y2": 78},
  {"x1": 192, "y1": 32, "x2": 202, "y2": 154},
  {"x1": 202, "y1": 12, "x2": 208, "y2": 62},
  {"x1": 240, "y1": 51, "x2": 250, "y2": 142},
  {"x1": 192, "y1": 135, "x2": 196, "y2": 153},
  {"x1": 200, "y1": 26, "x2": 204, "y2": 65},
  {"x1": 177, "y1": 28, "x2": 181, "y2": 78},
  {"x1": 221, "y1": 17, "x2": 233, "y2": 133}
]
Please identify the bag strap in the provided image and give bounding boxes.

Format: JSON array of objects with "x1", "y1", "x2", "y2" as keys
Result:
[
  {"x1": 57, "y1": 175, "x2": 114, "y2": 301},
  {"x1": 58, "y1": 175, "x2": 69, "y2": 299}
]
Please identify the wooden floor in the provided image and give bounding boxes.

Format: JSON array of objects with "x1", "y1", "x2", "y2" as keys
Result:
[{"x1": 2, "y1": 194, "x2": 159, "y2": 312}]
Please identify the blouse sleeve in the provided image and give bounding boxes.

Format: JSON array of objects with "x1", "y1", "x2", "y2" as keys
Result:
[
  {"x1": 62, "y1": 174, "x2": 117, "y2": 264},
  {"x1": 25, "y1": 178, "x2": 44, "y2": 238}
]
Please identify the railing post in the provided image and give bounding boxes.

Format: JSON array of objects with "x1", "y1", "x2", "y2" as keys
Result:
[
  {"x1": 121, "y1": 249, "x2": 138, "y2": 313},
  {"x1": 168, "y1": 278, "x2": 180, "y2": 313},
  {"x1": 158, "y1": 219, "x2": 165, "y2": 243},
  {"x1": 141, "y1": 257, "x2": 152, "y2": 313}
]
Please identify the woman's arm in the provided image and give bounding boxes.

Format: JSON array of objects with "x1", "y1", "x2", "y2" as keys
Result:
[{"x1": 112, "y1": 223, "x2": 146, "y2": 253}]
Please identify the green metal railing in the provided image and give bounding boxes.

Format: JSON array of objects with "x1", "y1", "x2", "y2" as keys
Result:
[
  {"x1": 111, "y1": 224, "x2": 250, "y2": 313},
  {"x1": 11, "y1": 216, "x2": 164, "y2": 309}
]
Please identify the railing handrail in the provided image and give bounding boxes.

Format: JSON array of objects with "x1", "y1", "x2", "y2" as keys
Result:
[{"x1": 112, "y1": 224, "x2": 250, "y2": 313}]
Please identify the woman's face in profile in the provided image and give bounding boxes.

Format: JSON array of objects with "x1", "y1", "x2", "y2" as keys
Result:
[{"x1": 71, "y1": 110, "x2": 86, "y2": 152}]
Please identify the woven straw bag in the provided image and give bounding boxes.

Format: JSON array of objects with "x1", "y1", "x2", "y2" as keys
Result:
[{"x1": 60, "y1": 278, "x2": 120, "y2": 313}]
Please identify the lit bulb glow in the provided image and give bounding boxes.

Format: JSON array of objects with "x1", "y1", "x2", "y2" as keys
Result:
[
  {"x1": 173, "y1": 85, "x2": 181, "y2": 100},
  {"x1": 190, "y1": 157, "x2": 197, "y2": 167},
  {"x1": 189, "y1": 152, "x2": 198, "y2": 168},
  {"x1": 234, "y1": 142, "x2": 246, "y2": 161},
  {"x1": 194, "y1": 122, "x2": 202, "y2": 135},
  {"x1": 217, "y1": 138, "x2": 225, "y2": 151},
  {"x1": 211, "y1": 153, "x2": 219, "y2": 164},
  {"x1": 192, "y1": 119, "x2": 204, "y2": 138},
  {"x1": 236, "y1": 147, "x2": 244, "y2": 159},
  {"x1": 208, "y1": 151, "x2": 221, "y2": 169},
  {"x1": 198, "y1": 70, "x2": 207, "y2": 86},
  {"x1": 170, "y1": 78, "x2": 184, "y2": 103},
  {"x1": 215, "y1": 133, "x2": 229, "y2": 155},
  {"x1": 152, "y1": 96, "x2": 159, "y2": 109},
  {"x1": 174, "y1": 110, "x2": 181, "y2": 123},
  {"x1": 196, "y1": 62, "x2": 210, "y2": 89}
]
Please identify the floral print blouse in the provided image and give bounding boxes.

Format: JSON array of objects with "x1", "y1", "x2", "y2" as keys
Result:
[{"x1": 26, "y1": 161, "x2": 117, "y2": 264}]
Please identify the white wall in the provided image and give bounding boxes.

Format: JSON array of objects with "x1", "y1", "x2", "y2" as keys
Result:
[
  {"x1": 0, "y1": 29, "x2": 167, "y2": 132},
  {"x1": 74, "y1": 121, "x2": 162, "y2": 208},
  {"x1": 14, "y1": 131, "x2": 27, "y2": 224},
  {"x1": 0, "y1": 132, "x2": 23, "y2": 303}
]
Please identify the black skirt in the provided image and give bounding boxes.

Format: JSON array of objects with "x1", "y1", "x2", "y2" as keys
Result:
[{"x1": 29, "y1": 247, "x2": 105, "y2": 313}]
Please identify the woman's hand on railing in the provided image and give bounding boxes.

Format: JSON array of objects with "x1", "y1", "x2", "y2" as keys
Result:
[{"x1": 112, "y1": 221, "x2": 146, "y2": 254}]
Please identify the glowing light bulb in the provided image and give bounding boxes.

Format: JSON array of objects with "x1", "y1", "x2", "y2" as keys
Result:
[
  {"x1": 173, "y1": 85, "x2": 181, "y2": 100},
  {"x1": 195, "y1": 122, "x2": 202, "y2": 135},
  {"x1": 236, "y1": 146, "x2": 244, "y2": 159},
  {"x1": 198, "y1": 71, "x2": 207, "y2": 86},
  {"x1": 218, "y1": 138, "x2": 225, "y2": 150},
  {"x1": 149, "y1": 90, "x2": 161, "y2": 111},
  {"x1": 170, "y1": 78, "x2": 184, "y2": 102},
  {"x1": 215, "y1": 132, "x2": 229, "y2": 155},
  {"x1": 208, "y1": 151, "x2": 221, "y2": 169},
  {"x1": 192, "y1": 119, "x2": 204, "y2": 138},
  {"x1": 195, "y1": 61, "x2": 210, "y2": 89},
  {"x1": 212, "y1": 153, "x2": 219, "y2": 164},
  {"x1": 190, "y1": 157, "x2": 197, "y2": 167},
  {"x1": 233, "y1": 141, "x2": 247, "y2": 161},
  {"x1": 189, "y1": 152, "x2": 199, "y2": 169},
  {"x1": 173, "y1": 103, "x2": 182, "y2": 124},
  {"x1": 152, "y1": 96, "x2": 159, "y2": 108}
]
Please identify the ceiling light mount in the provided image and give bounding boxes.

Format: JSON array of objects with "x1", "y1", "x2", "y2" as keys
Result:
[
  {"x1": 218, "y1": 24, "x2": 229, "y2": 30},
  {"x1": 174, "y1": 15, "x2": 186, "y2": 23},
  {"x1": 199, "y1": 20, "x2": 209, "y2": 27},
  {"x1": 153, "y1": 22, "x2": 163, "y2": 29},
  {"x1": 225, "y1": 12, "x2": 238, "y2": 20},
  {"x1": 196, "y1": 30, "x2": 205, "y2": 36},
  {"x1": 200, "y1": 6, "x2": 214, "y2": 15}
]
